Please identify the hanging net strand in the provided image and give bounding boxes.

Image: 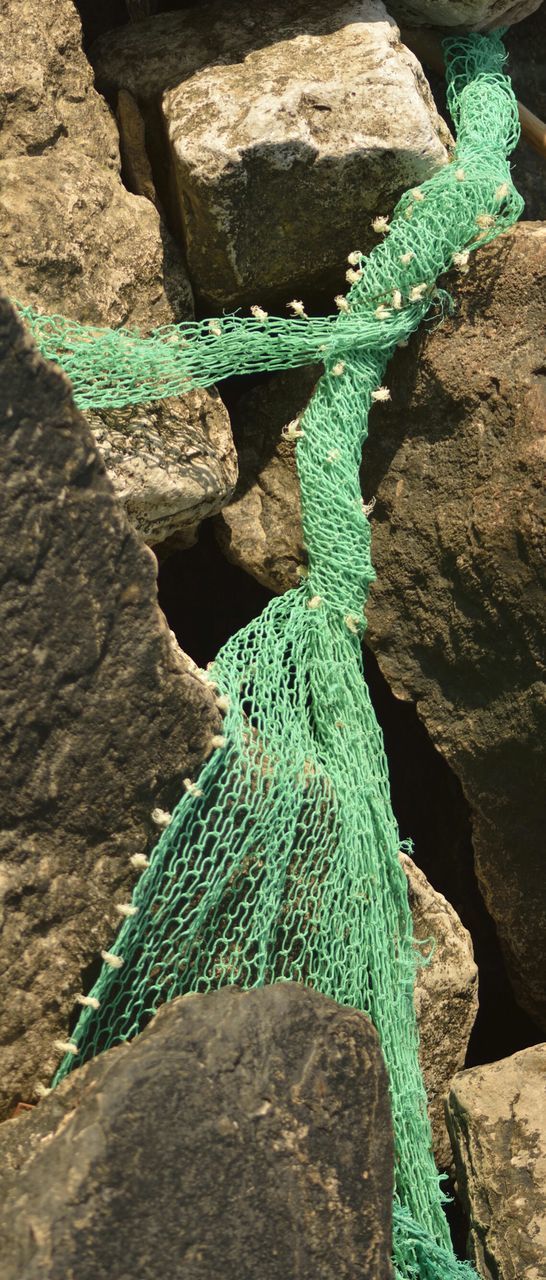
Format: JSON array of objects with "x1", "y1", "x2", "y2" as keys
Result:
[{"x1": 26, "y1": 31, "x2": 522, "y2": 1280}]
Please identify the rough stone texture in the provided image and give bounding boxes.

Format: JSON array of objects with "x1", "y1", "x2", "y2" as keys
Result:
[
  {"x1": 0, "y1": 296, "x2": 220, "y2": 1120},
  {"x1": 446, "y1": 1045, "x2": 546, "y2": 1279},
  {"x1": 212, "y1": 225, "x2": 546, "y2": 1031},
  {"x1": 215, "y1": 367, "x2": 318, "y2": 590},
  {"x1": 386, "y1": 0, "x2": 542, "y2": 30},
  {"x1": 0, "y1": 984, "x2": 394, "y2": 1280},
  {"x1": 0, "y1": 151, "x2": 192, "y2": 329},
  {"x1": 401, "y1": 854, "x2": 478, "y2": 1169},
  {"x1": 87, "y1": 390, "x2": 237, "y2": 547},
  {"x1": 0, "y1": 0, "x2": 193, "y2": 327},
  {"x1": 92, "y1": 0, "x2": 451, "y2": 310},
  {"x1": 0, "y1": 0, "x2": 117, "y2": 164},
  {"x1": 506, "y1": 5, "x2": 546, "y2": 222},
  {"x1": 364, "y1": 223, "x2": 546, "y2": 1031}
]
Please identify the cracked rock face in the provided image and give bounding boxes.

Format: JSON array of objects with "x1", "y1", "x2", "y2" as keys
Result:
[
  {"x1": 0, "y1": 984, "x2": 394, "y2": 1280},
  {"x1": 0, "y1": 297, "x2": 220, "y2": 1119},
  {"x1": 87, "y1": 390, "x2": 237, "y2": 548},
  {"x1": 92, "y1": 0, "x2": 451, "y2": 310},
  {"x1": 446, "y1": 1044, "x2": 546, "y2": 1279}
]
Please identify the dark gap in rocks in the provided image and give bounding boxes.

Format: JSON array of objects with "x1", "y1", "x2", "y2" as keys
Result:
[
  {"x1": 157, "y1": 520, "x2": 273, "y2": 667},
  {"x1": 158, "y1": 520, "x2": 542, "y2": 1069},
  {"x1": 363, "y1": 643, "x2": 542, "y2": 1067},
  {"x1": 72, "y1": 0, "x2": 128, "y2": 51},
  {"x1": 442, "y1": 1175, "x2": 470, "y2": 1262}
]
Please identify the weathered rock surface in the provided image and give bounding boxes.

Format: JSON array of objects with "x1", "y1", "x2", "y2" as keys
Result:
[
  {"x1": 387, "y1": 0, "x2": 542, "y2": 31},
  {"x1": 0, "y1": 296, "x2": 221, "y2": 1119},
  {"x1": 401, "y1": 854, "x2": 478, "y2": 1169},
  {"x1": 215, "y1": 366, "x2": 318, "y2": 590},
  {"x1": 87, "y1": 390, "x2": 237, "y2": 547},
  {"x1": 0, "y1": 984, "x2": 394, "y2": 1280},
  {"x1": 214, "y1": 225, "x2": 546, "y2": 1031},
  {"x1": 92, "y1": 0, "x2": 451, "y2": 309},
  {"x1": 446, "y1": 1044, "x2": 546, "y2": 1279},
  {"x1": 0, "y1": 151, "x2": 191, "y2": 329},
  {"x1": 0, "y1": 0, "x2": 117, "y2": 164}
]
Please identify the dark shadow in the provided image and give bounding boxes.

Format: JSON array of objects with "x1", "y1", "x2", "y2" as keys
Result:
[{"x1": 157, "y1": 519, "x2": 273, "y2": 667}]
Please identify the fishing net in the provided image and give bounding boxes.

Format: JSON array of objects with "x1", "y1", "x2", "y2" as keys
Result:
[{"x1": 22, "y1": 31, "x2": 522, "y2": 1280}]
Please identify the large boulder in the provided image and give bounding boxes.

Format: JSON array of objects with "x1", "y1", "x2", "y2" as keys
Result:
[
  {"x1": 87, "y1": 390, "x2": 237, "y2": 548},
  {"x1": 0, "y1": 296, "x2": 221, "y2": 1119},
  {"x1": 214, "y1": 224, "x2": 546, "y2": 1030},
  {"x1": 386, "y1": 0, "x2": 542, "y2": 30},
  {"x1": 364, "y1": 223, "x2": 546, "y2": 1030},
  {"x1": 402, "y1": 854, "x2": 478, "y2": 1169},
  {"x1": 91, "y1": 0, "x2": 451, "y2": 310},
  {"x1": 446, "y1": 1044, "x2": 546, "y2": 1279},
  {"x1": 0, "y1": 984, "x2": 394, "y2": 1280}
]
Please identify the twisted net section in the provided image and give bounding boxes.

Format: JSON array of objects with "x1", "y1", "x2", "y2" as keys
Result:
[{"x1": 34, "y1": 31, "x2": 522, "y2": 1280}]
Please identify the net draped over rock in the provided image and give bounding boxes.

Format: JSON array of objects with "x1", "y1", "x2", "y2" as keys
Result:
[{"x1": 22, "y1": 32, "x2": 522, "y2": 1280}]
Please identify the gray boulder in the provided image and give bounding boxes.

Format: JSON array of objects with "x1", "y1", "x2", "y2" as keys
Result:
[
  {"x1": 92, "y1": 0, "x2": 451, "y2": 309},
  {"x1": 446, "y1": 1044, "x2": 546, "y2": 1278},
  {"x1": 0, "y1": 984, "x2": 394, "y2": 1280},
  {"x1": 0, "y1": 296, "x2": 221, "y2": 1119}
]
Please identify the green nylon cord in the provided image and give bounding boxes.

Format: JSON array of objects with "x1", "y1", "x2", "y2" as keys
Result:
[{"x1": 22, "y1": 31, "x2": 522, "y2": 1280}]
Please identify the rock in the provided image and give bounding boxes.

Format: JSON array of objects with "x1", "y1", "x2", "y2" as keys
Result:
[
  {"x1": 446, "y1": 1044, "x2": 546, "y2": 1279},
  {"x1": 401, "y1": 854, "x2": 478, "y2": 1169},
  {"x1": 91, "y1": 0, "x2": 451, "y2": 309},
  {"x1": 0, "y1": 295, "x2": 221, "y2": 1119},
  {"x1": 386, "y1": 0, "x2": 542, "y2": 30},
  {"x1": 87, "y1": 389, "x2": 237, "y2": 548},
  {"x1": 506, "y1": 5, "x2": 546, "y2": 221},
  {"x1": 364, "y1": 223, "x2": 546, "y2": 1031},
  {"x1": 215, "y1": 367, "x2": 318, "y2": 591},
  {"x1": 0, "y1": 150, "x2": 192, "y2": 329},
  {"x1": 0, "y1": 0, "x2": 117, "y2": 164},
  {"x1": 0, "y1": 0, "x2": 194, "y2": 327},
  {"x1": 0, "y1": 984, "x2": 394, "y2": 1280}
]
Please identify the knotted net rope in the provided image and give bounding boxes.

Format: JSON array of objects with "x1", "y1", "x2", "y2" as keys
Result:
[{"x1": 23, "y1": 32, "x2": 522, "y2": 1280}]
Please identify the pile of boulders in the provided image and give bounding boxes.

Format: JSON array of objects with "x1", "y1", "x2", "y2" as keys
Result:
[{"x1": 0, "y1": 1, "x2": 544, "y2": 1276}]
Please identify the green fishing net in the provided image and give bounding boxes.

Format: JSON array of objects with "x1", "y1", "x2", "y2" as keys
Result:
[{"x1": 22, "y1": 31, "x2": 523, "y2": 1280}]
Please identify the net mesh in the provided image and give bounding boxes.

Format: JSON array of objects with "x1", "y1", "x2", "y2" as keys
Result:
[{"x1": 22, "y1": 31, "x2": 522, "y2": 1280}]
